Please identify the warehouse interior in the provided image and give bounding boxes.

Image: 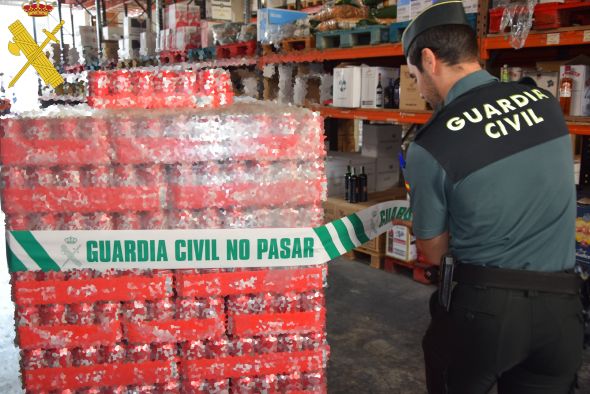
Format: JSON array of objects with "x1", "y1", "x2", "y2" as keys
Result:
[{"x1": 2, "y1": 0, "x2": 590, "y2": 392}]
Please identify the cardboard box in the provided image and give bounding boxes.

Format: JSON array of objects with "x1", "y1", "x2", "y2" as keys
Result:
[
  {"x1": 166, "y1": 1, "x2": 201, "y2": 28},
  {"x1": 361, "y1": 66, "x2": 400, "y2": 108},
  {"x1": 410, "y1": 0, "x2": 430, "y2": 19},
  {"x1": 140, "y1": 31, "x2": 157, "y2": 56},
  {"x1": 462, "y1": 0, "x2": 478, "y2": 14},
  {"x1": 173, "y1": 26, "x2": 200, "y2": 50},
  {"x1": 333, "y1": 66, "x2": 362, "y2": 108},
  {"x1": 212, "y1": 0, "x2": 245, "y2": 22},
  {"x1": 400, "y1": 65, "x2": 429, "y2": 111},
  {"x1": 376, "y1": 171, "x2": 399, "y2": 191},
  {"x1": 124, "y1": 17, "x2": 147, "y2": 38},
  {"x1": 397, "y1": 0, "x2": 410, "y2": 22},
  {"x1": 362, "y1": 124, "x2": 403, "y2": 155},
  {"x1": 576, "y1": 200, "x2": 590, "y2": 268},
  {"x1": 79, "y1": 26, "x2": 97, "y2": 48},
  {"x1": 386, "y1": 225, "x2": 417, "y2": 262},
  {"x1": 102, "y1": 26, "x2": 124, "y2": 40},
  {"x1": 560, "y1": 65, "x2": 590, "y2": 116},
  {"x1": 522, "y1": 70, "x2": 559, "y2": 97}
]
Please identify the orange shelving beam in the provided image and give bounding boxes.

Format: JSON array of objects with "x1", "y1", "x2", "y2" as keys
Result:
[{"x1": 311, "y1": 106, "x2": 432, "y2": 124}]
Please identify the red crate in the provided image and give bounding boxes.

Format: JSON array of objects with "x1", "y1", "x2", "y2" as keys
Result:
[
  {"x1": 488, "y1": 7, "x2": 506, "y2": 34},
  {"x1": 534, "y1": 3, "x2": 565, "y2": 30}
]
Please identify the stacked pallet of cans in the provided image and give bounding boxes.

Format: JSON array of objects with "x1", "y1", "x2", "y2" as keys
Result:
[{"x1": 1, "y1": 71, "x2": 329, "y2": 393}]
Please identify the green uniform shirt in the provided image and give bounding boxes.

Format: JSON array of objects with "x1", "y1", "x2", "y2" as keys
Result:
[{"x1": 403, "y1": 70, "x2": 576, "y2": 271}]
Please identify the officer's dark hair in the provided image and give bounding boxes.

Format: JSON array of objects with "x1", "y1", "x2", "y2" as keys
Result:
[{"x1": 407, "y1": 24, "x2": 478, "y2": 72}]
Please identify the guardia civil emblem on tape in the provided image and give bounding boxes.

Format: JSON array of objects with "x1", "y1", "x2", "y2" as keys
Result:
[{"x1": 6, "y1": 200, "x2": 411, "y2": 272}]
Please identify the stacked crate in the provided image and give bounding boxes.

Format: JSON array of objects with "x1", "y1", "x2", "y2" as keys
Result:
[{"x1": 1, "y1": 75, "x2": 329, "y2": 392}]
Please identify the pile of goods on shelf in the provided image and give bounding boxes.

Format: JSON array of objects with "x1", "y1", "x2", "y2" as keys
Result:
[{"x1": 1, "y1": 68, "x2": 329, "y2": 393}]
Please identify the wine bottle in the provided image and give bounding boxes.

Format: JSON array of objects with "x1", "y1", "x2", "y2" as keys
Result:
[
  {"x1": 559, "y1": 66, "x2": 573, "y2": 115},
  {"x1": 384, "y1": 78, "x2": 395, "y2": 109},
  {"x1": 393, "y1": 78, "x2": 400, "y2": 109},
  {"x1": 501, "y1": 64, "x2": 510, "y2": 82},
  {"x1": 359, "y1": 166, "x2": 368, "y2": 202},
  {"x1": 344, "y1": 164, "x2": 352, "y2": 201},
  {"x1": 349, "y1": 167, "x2": 359, "y2": 203},
  {"x1": 376, "y1": 73, "x2": 384, "y2": 108}
]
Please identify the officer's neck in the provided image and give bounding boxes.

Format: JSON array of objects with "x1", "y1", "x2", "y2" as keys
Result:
[{"x1": 438, "y1": 62, "x2": 482, "y2": 104}]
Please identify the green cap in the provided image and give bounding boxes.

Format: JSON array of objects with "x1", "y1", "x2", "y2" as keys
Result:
[{"x1": 402, "y1": 0, "x2": 471, "y2": 56}]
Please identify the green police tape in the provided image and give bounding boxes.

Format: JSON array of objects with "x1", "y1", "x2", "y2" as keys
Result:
[{"x1": 6, "y1": 200, "x2": 411, "y2": 272}]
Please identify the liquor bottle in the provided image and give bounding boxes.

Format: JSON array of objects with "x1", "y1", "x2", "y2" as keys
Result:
[
  {"x1": 344, "y1": 164, "x2": 352, "y2": 201},
  {"x1": 376, "y1": 73, "x2": 384, "y2": 108},
  {"x1": 384, "y1": 79, "x2": 395, "y2": 109},
  {"x1": 393, "y1": 78, "x2": 400, "y2": 109},
  {"x1": 501, "y1": 64, "x2": 510, "y2": 82},
  {"x1": 348, "y1": 167, "x2": 359, "y2": 203},
  {"x1": 358, "y1": 166, "x2": 368, "y2": 202},
  {"x1": 559, "y1": 66, "x2": 573, "y2": 116}
]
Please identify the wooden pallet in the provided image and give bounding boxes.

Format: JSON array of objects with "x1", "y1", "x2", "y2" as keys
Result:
[
  {"x1": 384, "y1": 257, "x2": 437, "y2": 285},
  {"x1": 281, "y1": 36, "x2": 316, "y2": 52},
  {"x1": 344, "y1": 247, "x2": 385, "y2": 270},
  {"x1": 216, "y1": 40, "x2": 257, "y2": 59},
  {"x1": 315, "y1": 25, "x2": 390, "y2": 49},
  {"x1": 390, "y1": 13, "x2": 478, "y2": 43}
]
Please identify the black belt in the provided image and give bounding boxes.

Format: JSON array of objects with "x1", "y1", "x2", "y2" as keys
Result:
[{"x1": 454, "y1": 263, "x2": 582, "y2": 295}]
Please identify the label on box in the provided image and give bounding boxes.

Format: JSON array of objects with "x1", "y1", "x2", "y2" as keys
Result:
[
  {"x1": 7, "y1": 200, "x2": 412, "y2": 271},
  {"x1": 386, "y1": 225, "x2": 416, "y2": 261},
  {"x1": 546, "y1": 33, "x2": 560, "y2": 45}
]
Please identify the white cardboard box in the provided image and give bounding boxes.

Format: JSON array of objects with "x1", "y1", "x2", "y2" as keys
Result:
[
  {"x1": 102, "y1": 26, "x2": 124, "y2": 40},
  {"x1": 386, "y1": 225, "x2": 417, "y2": 262},
  {"x1": 397, "y1": 0, "x2": 410, "y2": 22},
  {"x1": 79, "y1": 26, "x2": 97, "y2": 48},
  {"x1": 376, "y1": 171, "x2": 399, "y2": 192},
  {"x1": 333, "y1": 66, "x2": 362, "y2": 108},
  {"x1": 124, "y1": 17, "x2": 147, "y2": 38},
  {"x1": 560, "y1": 65, "x2": 590, "y2": 116},
  {"x1": 140, "y1": 31, "x2": 157, "y2": 56},
  {"x1": 363, "y1": 139, "x2": 401, "y2": 159},
  {"x1": 462, "y1": 0, "x2": 478, "y2": 14},
  {"x1": 522, "y1": 70, "x2": 559, "y2": 97},
  {"x1": 361, "y1": 66, "x2": 400, "y2": 108},
  {"x1": 362, "y1": 123, "x2": 403, "y2": 147}
]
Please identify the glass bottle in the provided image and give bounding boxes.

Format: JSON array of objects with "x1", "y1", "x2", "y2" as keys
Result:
[{"x1": 559, "y1": 66, "x2": 573, "y2": 116}]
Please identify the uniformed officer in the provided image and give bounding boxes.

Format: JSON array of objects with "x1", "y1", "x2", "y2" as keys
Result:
[{"x1": 400, "y1": 2, "x2": 583, "y2": 393}]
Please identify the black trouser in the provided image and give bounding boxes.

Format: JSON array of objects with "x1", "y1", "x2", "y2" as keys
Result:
[{"x1": 423, "y1": 284, "x2": 584, "y2": 394}]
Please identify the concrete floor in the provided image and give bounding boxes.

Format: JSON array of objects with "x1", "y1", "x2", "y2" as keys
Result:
[{"x1": 326, "y1": 257, "x2": 590, "y2": 394}]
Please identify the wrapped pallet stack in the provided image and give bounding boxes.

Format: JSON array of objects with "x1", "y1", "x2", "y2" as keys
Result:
[{"x1": 1, "y1": 68, "x2": 329, "y2": 393}]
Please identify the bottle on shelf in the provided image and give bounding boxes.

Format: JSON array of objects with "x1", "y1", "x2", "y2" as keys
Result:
[
  {"x1": 376, "y1": 73, "x2": 384, "y2": 108},
  {"x1": 501, "y1": 64, "x2": 510, "y2": 83},
  {"x1": 384, "y1": 79, "x2": 395, "y2": 109},
  {"x1": 344, "y1": 164, "x2": 352, "y2": 201},
  {"x1": 393, "y1": 78, "x2": 400, "y2": 109},
  {"x1": 358, "y1": 166, "x2": 368, "y2": 202},
  {"x1": 348, "y1": 167, "x2": 359, "y2": 203},
  {"x1": 559, "y1": 66, "x2": 573, "y2": 116}
]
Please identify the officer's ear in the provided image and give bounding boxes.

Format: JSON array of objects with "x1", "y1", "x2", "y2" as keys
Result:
[{"x1": 420, "y1": 48, "x2": 437, "y2": 75}]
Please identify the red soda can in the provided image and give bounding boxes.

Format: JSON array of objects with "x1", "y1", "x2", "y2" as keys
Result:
[
  {"x1": 255, "y1": 335, "x2": 278, "y2": 354},
  {"x1": 182, "y1": 380, "x2": 207, "y2": 394},
  {"x1": 302, "y1": 372, "x2": 323, "y2": 391},
  {"x1": 181, "y1": 340, "x2": 207, "y2": 360},
  {"x1": 32, "y1": 213, "x2": 59, "y2": 230},
  {"x1": 7, "y1": 214, "x2": 30, "y2": 230},
  {"x1": 1, "y1": 166, "x2": 28, "y2": 188},
  {"x1": 131, "y1": 70, "x2": 153, "y2": 96},
  {"x1": 201, "y1": 297, "x2": 223, "y2": 319},
  {"x1": 88, "y1": 70, "x2": 109, "y2": 97},
  {"x1": 86, "y1": 166, "x2": 112, "y2": 187},
  {"x1": 55, "y1": 117, "x2": 79, "y2": 139},
  {"x1": 228, "y1": 337, "x2": 256, "y2": 357},
  {"x1": 154, "y1": 380, "x2": 181, "y2": 394},
  {"x1": 143, "y1": 211, "x2": 168, "y2": 230},
  {"x1": 233, "y1": 376, "x2": 256, "y2": 393},
  {"x1": 272, "y1": 292, "x2": 299, "y2": 313},
  {"x1": 167, "y1": 209, "x2": 195, "y2": 229},
  {"x1": 137, "y1": 164, "x2": 164, "y2": 187},
  {"x1": 40, "y1": 304, "x2": 67, "y2": 325},
  {"x1": 115, "y1": 213, "x2": 142, "y2": 230},
  {"x1": 15, "y1": 305, "x2": 41, "y2": 326},
  {"x1": 27, "y1": 118, "x2": 52, "y2": 140},
  {"x1": 247, "y1": 293, "x2": 270, "y2": 314},
  {"x1": 209, "y1": 379, "x2": 230, "y2": 393},
  {"x1": 227, "y1": 294, "x2": 250, "y2": 315},
  {"x1": 301, "y1": 332, "x2": 324, "y2": 351},
  {"x1": 110, "y1": 69, "x2": 130, "y2": 96},
  {"x1": 258, "y1": 374, "x2": 279, "y2": 392},
  {"x1": 65, "y1": 269, "x2": 94, "y2": 280},
  {"x1": 77, "y1": 388, "x2": 101, "y2": 394},
  {"x1": 27, "y1": 167, "x2": 54, "y2": 188},
  {"x1": 152, "y1": 342, "x2": 177, "y2": 361},
  {"x1": 123, "y1": 300, "x2": 148, "y2": 323},
  {"x1": 40, "y1": 270, "x2": 66, "y2": 281},
  {"x1": 60, "y1": 212, "x2": 86, "y2": 230},
  {"x1": 101, "y1": 386, "x2": 127, "y2": 394},
  {"x1": 100, "y1": 343, "x2": 126, "y2": 364},
  {"x1": 206, "y1": 337, "x2": 228, "y2": 358},
  {"x1": 127, "y1": 343, "x2": 151, "y2": 363},
  {"x1": 45, "y1": 347, "x2": 72, "y2": 368},
  {"x1": 56, "y1": 166, "x2": 82, "y2": 187},
  {"x1": 66, "y1": 303, "x2": 95, "y2": 325},
  {"x1": 176, "y1": 298, "x2": 198, "y2": 320},
  {"x1": 12, "y1": 271, "x2": 37, "y2": 282},
  {"x1": 277, "y1": 333, "x2": 302, "y2": 353},
  {"x1": 277, "y1": 372, "x2": 302, "y2": 391},
  {"x1": 95, "y1": 301, "x2": 120, "y2": 324},
  {"x1": 22, "y1": 349, "x2": 46, "y2": 369},
  {"x1": 72, "y1": 346, "x2": 99, "y2": 366},
  {"x1": 113, "y1": 164, "x2": 138, "y2": 186},
  {"x1": 299, "y1": 290, "x2": 325, "y2": 312},
  {"x1": 87, "y1": 212, "x2": 114, "y2": 230},
  {"x1": 151, "y1": 298, "x2": 175, "y2": 321}
]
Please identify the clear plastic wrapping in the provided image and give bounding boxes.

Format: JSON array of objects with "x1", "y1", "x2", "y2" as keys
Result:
[
  {"x1": 310, "y1": 4, "x2": 369, "y2": 22},
  {"x1": 499, "y1": 0, "x2": 535, "y2": 49},
  {"x1": 211, "y1": 22, "x2": 244, "y2": 45}
]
